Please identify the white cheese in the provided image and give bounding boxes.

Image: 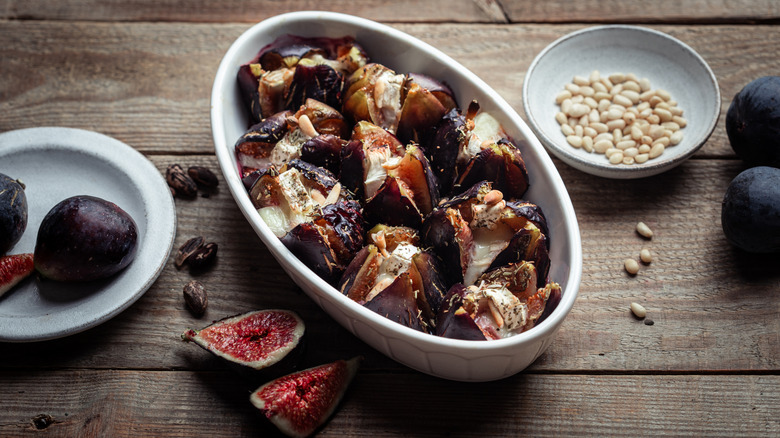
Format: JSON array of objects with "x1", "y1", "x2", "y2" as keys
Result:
[
  {"x1": 269, "y1": 127, "x2": 311, "y2": 168},
  {"x1": 364, "y1": 148, "x2": 401, "y2": 199},
  {"x1": 463, "y1": 223, "x2": 514, "y2": 286}
]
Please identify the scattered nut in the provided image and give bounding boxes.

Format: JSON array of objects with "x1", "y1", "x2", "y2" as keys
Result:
[
  {"x1": 187, "y1": 166, "x2": 219, "y2": 191},
  {"x1": 630, "y1": 302, "x2": 647, "y2": 318},
  {"x1": 166, "y1": 164, "x2": 198, "y2": 198},
  {"x1": 640, "y1": 248, "x2": 653, "y2": 264},
  {"x1": 188, "y1": 242, "x2": 218, "y2": 270},
  {"x1": 183, "y1": 280, "x2": 208, "y2": 317},
  {"x1": 175, "y1": 236, "x2": 204, "y2": 269},
  {"x1": 636, "y1": 221, "x2": 654, "y2": 239},
  {"x1": 624, "y1": 258, "x2": 639, "y2": 275}
]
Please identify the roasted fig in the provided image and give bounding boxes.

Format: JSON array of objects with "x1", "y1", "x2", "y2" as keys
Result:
[
  {"x1": 237, "y1": 62, "x2": 295, "y2": 124},
  {"x1": 0, "y1": 173, "x2": 27, "y2": 255},
  {"x1": 0, "y1": 253, "x2": 34, "y2": 298},
  {"x1": 301, "y1": 134, "x2": 347, "y2": 175},
  {"x1": 396, "y1": 73, "x2": 457, "y2": 145},
  {"x1": 235, "y1": 110, "x2": 292, "y2": 178},
  {"x1": 339, "y1": 121, "x2": 405, "y2": 201},
  {"x1": 34, "y1": 196, "x2": 138, "y2": 282},
  {"x1": 437, "y1": 263, "x2": 558, "y2": 340},
  {"x1": 421, "y1": 182, "x2": 549, "y2": 287},
  {"x1": 182, "y1": 309, "x2": 305, "y2": 372},
  {"x1": 721, "y1": 166, "x2": 780, "y2": 253},
  {"x1": 294, "y1": 98, "x2": 350, "y2": 139},
  {"x1": 285, "y1": 60, "x2": 344, "y2": 112},
  {"x1": 343, "y1": 63, "x2": 405, "y2": 133},
  {"x1": 725, "y1": 76, "x2": 780, "y2": 168},
  {"x1": 425, "y1": 107, "x2": 467, "y2": 194},
  {"x1": 249, "y1": 357, "x2": 361, "y2": 438}
]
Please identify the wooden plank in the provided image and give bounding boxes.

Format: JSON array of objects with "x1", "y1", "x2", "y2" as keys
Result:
[
  {"x1": 0, "y1": 156, "x2": 778, "y2": 373},
  {"x1": 500, "y1": 0, "x2": 780, "y2": 23},
  {"x1": 0, "y1": 370, "x2": 778, "y2": 437},
  {"x1": 2, "y1": 22, "x2": 779, "y2": 157},
  {"x1": 0, "y1": 0, "x2": 508, "y2": 23},
  {"x1": 2, "y1": 0, "x2": 779, "y2": 23}
]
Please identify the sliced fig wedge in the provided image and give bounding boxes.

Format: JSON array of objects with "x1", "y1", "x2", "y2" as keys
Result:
[
  {"x1": 436, "y1": 284, "x2": 488, "y2": 341},
  {"x1": 0, "y1": 253, "x2": 34, "y2": 298},
  {"x1": 182, "y1": 309, "x2": 305, "y2": 371},
  {"x1": 250, "y1": 357, "x2": 361, "y2": 438}
]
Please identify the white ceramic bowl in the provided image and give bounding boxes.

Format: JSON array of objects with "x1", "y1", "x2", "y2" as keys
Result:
[
  {"x1": 523, "y1": 25, "x2": 720, "y2": 179},
  {"x1": 211, "y1": 11, "x2": 582, "y2": 382}
]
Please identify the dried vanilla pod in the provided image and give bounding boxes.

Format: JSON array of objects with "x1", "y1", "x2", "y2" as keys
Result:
[
  {"x1": 175, "y1": 236, "x2": 204, "y2": 268},
  {"x1": 183, "y1": 280, "x2": 208, "y2": 317},
  {"x1": 187, "y1": 166, "x2": 219, "y2": 190},
  {"x1": 166, "y1": 164, "x2": 198, "y2": 198}
]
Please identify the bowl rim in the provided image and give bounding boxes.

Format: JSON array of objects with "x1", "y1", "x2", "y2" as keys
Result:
[
  {"x1": 522, "y1": 24, "x2": 721, "y2": 179},
  {"x1": 211, "y1": 10, "x2": 583, "y2": 355}
]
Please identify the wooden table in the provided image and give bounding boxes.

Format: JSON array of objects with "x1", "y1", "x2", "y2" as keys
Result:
[{"x1": 1, "y1": 1, "x2": 779, "y2": 436}]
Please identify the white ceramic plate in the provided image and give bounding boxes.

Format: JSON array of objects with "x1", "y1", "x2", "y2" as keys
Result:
[
  {"x1": 212, "y1": 11, "x2": 582, "y2": 381},
  {"x1": 523, "y1": 25, "x2": 720, "y2": 179},
  {"x1": 0, "y1": 127, "x2": 176, "y2": 342}
]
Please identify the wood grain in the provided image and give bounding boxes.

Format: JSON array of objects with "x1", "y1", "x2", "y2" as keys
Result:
[
  {"x1": 0, "y1": 370, "x2": 777, "y2": 437},
  {"x1": 2, "y1": 22, "x2": 779, "y2": 157}
]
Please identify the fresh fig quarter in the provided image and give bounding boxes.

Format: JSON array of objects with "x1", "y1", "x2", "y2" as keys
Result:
[
  {"x1": 182, "y1": 309, "x2": 305, "y2": 371},
  {"x1": 250, "y1": 357, "x2": 361, "y2": 438}
]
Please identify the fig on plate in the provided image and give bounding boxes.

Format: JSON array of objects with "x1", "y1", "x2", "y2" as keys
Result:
[
  {"x1": 249, "y1": 357, "x2": 361, "y2": 438},
  {"x1": 182, "y1": 309, "x2": 305, "y2": 372},
  {"x1": 725, "y1": 76, "x2": 780, "y2": 168},
  {"x1": 0, "y1": 173, "x2": 28, "y2": 255},
  {"x1": 721, "y1": 166, "x2": 780, "y2": 253},
  {"x1": 421, "y1": 181, "x2": 549, "y2": 287},
  {"x1": 0, "y1": 253, "x2": 34, "y2": 298},
  {"x1": 34, "y1": 195, "x2": 138, "y2": 282}
]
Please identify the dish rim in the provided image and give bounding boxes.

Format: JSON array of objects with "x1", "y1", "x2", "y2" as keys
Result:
[
  {"x1": 522, "y1": 24, "x2": 721, "y2": 179},
  {"x1": 211, "y1": 10, "x2": 583, "y2": 354}
]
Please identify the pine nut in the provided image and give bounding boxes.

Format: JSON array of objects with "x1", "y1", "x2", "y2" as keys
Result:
[
  {"x1": 621, "y1": 89, "x2": 641, "y2": 103},
  {"x1": 582, "y1": 135, "x2": 594, "y2": 152},
  {"x1": 673, "y1": 116, "x2": 687, "y2": 128},
  {"x1": 591, "y1": 122, "x2": 609, "y2": 134},
  {"x1": 605, "y1": 148, "x2": 621, "y2": 157},
  {"x1": 631, "y1": 125, "x2": 643, "y2": 140},
  {"x1": 589, "y1": 109, "x2": 600, "y2": 123},
  {"x1": 639, "y1": 90, "x2": 656, "y2": 101},
  {"x1": 574, "y1": 124, "x2": 584, "y2": 137},
  {"x1": 594, "y1": 132, "x2": 613, "y2": 143},
  {"x1": 646, "y1": 114, "x2": 661, "y2": 125},
  {"x1": 595, "y1": 92, "x2": 612, "y2": 102},
  {"x1": 571, "y1": 95, "x2": 584, "y2": 104},
  {"x1": 579, "y1": 86, "x2": 595, "y2": 97},
  {"x1": 609, "y1": 73, "x2": 626, "y2": 83},
  {"x1": 606, "y1": 119, "x2": 626, "y2": 131},
  {"x1": 654, "y1": 108, "x2": 673, "y2": 122},
  {"x1": 573, "y1": 75, "x2": 590, "y2": 86},
  {"x1": 636, "y1": 222, "x2": 654, "y2": 239},
  {"x1": 661, "y1": 122, "x2": 680, "y2": 131},
  {"x1": 670, "y1": 130, "x2": 684, "y2": 145},
  {"x1": 623, "y1": 147, "x2": 639, "y2": 158},
  {"x1": 594, "y1": 140, "x2": 613, "y2": 153},
  {"x1": 589, "y1": 70, "x2": 601, "y2": 83},
  {"x1": 640, "y1": 248, "x2": 653, "y2": 264},
  {"x1": 622, "y1": 156, "x2": 635, "y2": 165},
  {"x1": 626, "y1": 73, "x2": 639, "y2": 82},
  {"x1": 649, "y1": 96, "x2": 664, "y2": 107},
  {"x1": 609, "y1": 152, "x2": 624, "y2": 164},
  {"x1": 641, "y1": 135, "x2": 653, "y2": 145},
  {"x1": 630, "y1": 302, "x2": 646, "y2": 317},
  {"x1": 569, "y1": 103, "x2": 590, "y2": 118},
  {"x1": 652, "y1": 137, "x2": 670, "y2": 148},
  {"x1": 593, "y1": 82, "x2": 607, "y2": 93},
  {"x1": 610, "y1": 83, "x2": 624, "y2": 96},
  {"x1": 585, "y1": 97, "x2": 599, "y2": 109},
  {"x1": 561, "y1": 124, "x2": 575, "y2": 136},
  {"x1": 565, "y1": 83, "x2": 580, "y2": 94},
  {"x1": 649, "y1": 143, "x2": 665, "y2": 158},
  {"x1": 635, "y1": 153, "x2": 649, "y2": 163},
  {"x1": 607, "y1": 107, "x2": 624, "y2": 120},
  {"x1": 567, "y1": 135, "x2": 583, "y2": 148},
  {"x1": 625, "y1": 259, "x2": 640, "y2": 275},
  {"x1": 555, "y1": 111, "x2": 568, "y2": 125},
  {"x1": 649, "y1": 125, "x2": 665, "y2": 140},
  {"x1": 639, "y1": 78, "x2": 651, "y2": 92},
  {"x1": 656, "y1": 88, "x2": 671, "y2": 101},
  {"x1": 556, "y1": 91, "x2": 572, "y2": 104},
  {"x1": 584, "y1": 126, "x2": 598, "y2": 138},
  {"x1": 613, "y1": 129, "x2": 623, "y2": 143},
  {"x1": 638, "y1": 144, "x2": 651, "y2": 154},
  {"x1": 616, "y1": 140, "x2": 636, "y2": 150},
  {"x1": 623, "y1": 112, "x2": 637, "y2": 124},
  {"x1": 613, "y1": 94, "x2": 633, "y2": 107}
]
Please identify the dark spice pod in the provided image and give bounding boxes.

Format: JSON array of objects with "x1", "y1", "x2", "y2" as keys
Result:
[
  {"x1": 175, "y1": 236, "x2": 204, "y2": 269},
  {"x1": 183, "y1": 280, "x2": 208, "y2": 317},
  {"x1": 188, "y1": 242, "x2": 218, "y2": 270},
  {"x1": 166, "y1": 164, "x2": 198, "y2": 198},
  {"x1": 187, "y1": 166, "x2": 219, "y2": 190}
]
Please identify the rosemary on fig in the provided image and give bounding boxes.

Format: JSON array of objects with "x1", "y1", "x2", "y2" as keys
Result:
[
  {"x1": 175, "y1": 236, "x2": 204, "y2": 269},
  {"x1": 166, "y1": 164, "x2": 198, "y2": 198},
  {"x1": 183, "y1": 280, "x2": 208, "y2": 317}
]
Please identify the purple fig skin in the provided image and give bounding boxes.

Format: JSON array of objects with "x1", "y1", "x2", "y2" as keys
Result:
[
  {"x1": 34, "y1": 195, "x2": 138, "y2": 282},
  {"x1": 0, "y1": 173, "x2": 27, "y2": 255},
  {"x1": 363, "y1": 272, "x2": 427, "y2": 332},
  {"x1": 426, "y1": 108, "x2": 467, "y2": 195},
  {"x1": 412, "y1": 250, "x2": 448, "y2": 317},
  {"x1": 235, "y1": 110, "x2": 292, "y2": 178},
  {"x1": 301, "y1": 134, "x2": 347, "y2": 175},
  {"x1": 420, "y1": 208, "x2": 465, "y2": 286},
  {"x1": 281, "y1": 222, "x2": 341, "y2": 284},
  {"x1": 285, "y1": 62, "x2": 344, "y2": 113},
  {"x1": 435, "y1": 284, "x2": 487, "y2": 340},
  {"x1": 455, "y1": 140, "x2": 529, "y2": 199},
  {"x1": 237, "y1": 64, "x2": 264, "y2": 124},
  {"x1": 364, "y1": 177, "x2": 423, "y2": 230}
]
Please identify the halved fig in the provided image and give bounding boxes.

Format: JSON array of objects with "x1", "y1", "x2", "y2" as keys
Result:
[
  {"x1": 437, "y1": 263, "x2": 557, "y2": 340},
  {"x1": 425, "y1": 107, "x2": 468, "y2": 194},
  {"x1": 456, "y1": 139, "x2": 529, "y2": 199},
  {"x1": 235, "y1": 110, "x2": 292, "y2": 178},
  {"x1": 295, "y1": 98, "x2": 350, "y2": 139},
  {"x1": 396, "y1": 73, "x2": 457, "y2": 145},
  {"x1": 237, "y1": 63, "x2": 295, "y2": 124},
  {"x1": 301, "y1": 134, "x2": 347, "y2": 175},
  {"x1": 339, "y1": 121, "x2": 404, "y2": 200},
  {"x1": 285, "y1": 61, "x2": 344, "y2": 112},
  {"x1": 250, "y1": 357, "x2": 361, "y2": 438},
  {"x1": 181, "y1": 309, "x2": 305, "y2": 371},
  {"x1": 366, "y1": 224, "x2": 419, "y2": 250},
  {"x1": 435, "y1": 284, "x2": 488, "y2": 341},
  {"x1": 421, "y1": 181, "x2": 549, "y2": 287},
  {"x1": 343, "y1": 63, "x2": 405, "y2": 133},
  {"x1": 363, "y1": 144, "x2": 439, "y2": 229}
]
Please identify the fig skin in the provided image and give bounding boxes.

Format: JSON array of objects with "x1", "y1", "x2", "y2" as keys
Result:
[
  {"x1": 0, "y1": 173, "x2": 28, "y2": 255},
  {"x1": 725, "y1": 76, "x2": 780, "y2": 168},
  {"x1": 34, "y1": 195, "x2": 138, "y2": 282},
  {"x1": 721, "y1": 166, "x2": 780, "y2": 253}
]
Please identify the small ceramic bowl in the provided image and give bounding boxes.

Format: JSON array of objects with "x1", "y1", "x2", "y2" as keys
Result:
[
  {"x1": 523, "y1": 25, "x2": 720, "y2": 179},
  {"x1": 212, "y1": 11, "x2": 582, "y2": 382}
]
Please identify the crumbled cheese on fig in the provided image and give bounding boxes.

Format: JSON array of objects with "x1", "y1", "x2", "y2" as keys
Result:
[
  {"x1": 257, "y1": 168, "x2": 320, "y2": 237},
  {"x1": 364, "y1": 148, "x2": 401, "y2": 199},
  {"x1": 463, "y1": 223, "x2": 514, "y2": 286},
  {"x1": 482, "y1": 283, "x2": 527, "y2": 332},
  {"x1": 458, "y1": 112, "x2": 504, "y2": 165},
  {"x1": 269, "y1": 127, "x2": 311, "y2": 168},
  {"x1": 371, "y1": 70, "x2": 404, "y2": 133},
  {"x1": 366, "y1": 242, "x2": 420, "y2": 300}
]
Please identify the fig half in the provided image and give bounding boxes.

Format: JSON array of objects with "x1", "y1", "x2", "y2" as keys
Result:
[
  {"x1": 182, "y1": 309, "x2": 305, "y2": 371},
  {"x1": 250, "y1": 357, "x2": 360, "y2": 438}
]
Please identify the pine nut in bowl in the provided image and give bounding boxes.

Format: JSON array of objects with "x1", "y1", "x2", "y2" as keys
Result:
[
  {"x1": 211, "y1": 11, "x2": 582, "y2": 382},
  {"x1": 523, "y1": 25, "x2": 720, "y2": 179}
]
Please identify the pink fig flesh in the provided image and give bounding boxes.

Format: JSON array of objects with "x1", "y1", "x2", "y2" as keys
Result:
[
  {"x1": 182, "y1": 309, "x2": 305, "y2": 370},
  {"x1": 250, "y1": 357, "x2": 361, "y2": 438},
  {"x1": 0, "y1": 253, "x2": 34, "y2": 298}
]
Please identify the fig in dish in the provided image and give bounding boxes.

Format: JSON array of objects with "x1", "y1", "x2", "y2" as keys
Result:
[{"x1": 235, "y1": 35, "x2": 557, "y2": 339}]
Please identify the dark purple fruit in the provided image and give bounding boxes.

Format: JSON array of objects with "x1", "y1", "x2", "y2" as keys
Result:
[
  {"x1": 34, "y1": 195, "x2": 138, "y2": 282},
  {"x1": 721, "y1": 166, "x2": 780, "y2": 253},
  {"x1": 235, "y1": 110, "x2": 292, "y2": 178},
  {"x1": 0, "y1": 173, "x2": 27, "y2": 255},
  {"x1": 301, "y1": 134, "x2": 347, "y2": 175},
  {"x1": 725, "y1": 76, "x2": 780, "y2": 168},
  {"x1": 250, "y1": 357, "x2": 360, "y2": 438},
  {"x1": 436, "y1": 284, "x2": 487, "y2": 341},
  {"x1": 285, "y1": 61, "x2": 344, "y2": 112},
  {"x1": 182, "y1": 309, "x2": 305, "y2": 371}
]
